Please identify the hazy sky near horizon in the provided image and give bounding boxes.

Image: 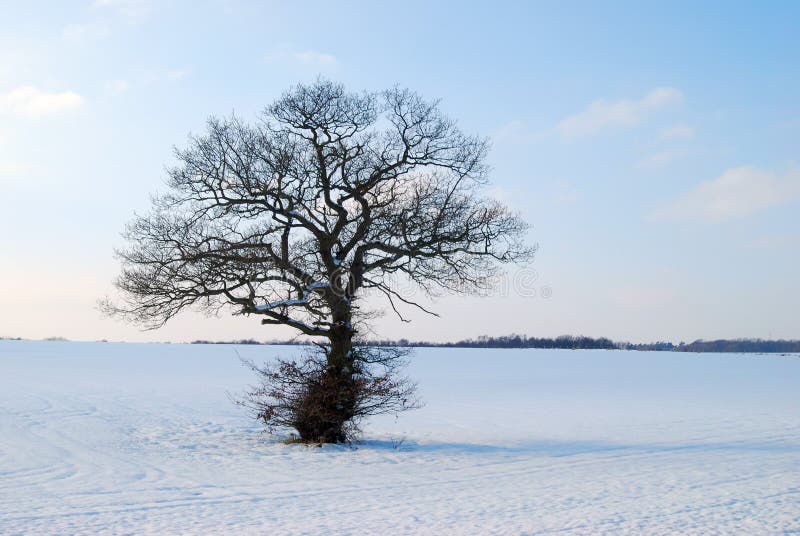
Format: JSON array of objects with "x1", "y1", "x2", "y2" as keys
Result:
[{"x1": 2, "y1": 0, "x2": 799, "y2": 343}]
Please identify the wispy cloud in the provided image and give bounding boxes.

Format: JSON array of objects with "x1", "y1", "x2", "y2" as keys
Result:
[
  {"x1": 747, "y1": 233, "x2": 800, "y2": 250},
  {"x1": 0, "y1": 161, "x2": 28, "y2": 178},
  {"x1": 660, "y1": 123, "x2": 694, "y2": 140},
  {"x1": 166, "y1": 68, "x2": 189, "y2": 81},
  {"x1": 62, "y1": 22, "x2": 110, "y2": 41},
  {"x1": 93, "y1": 0, "x2": 151, "y2": 21},
  {"x1": 265, "y1": 45, "x2": 338, "y2": 67},
  {"x1": 64, "y1": 0, "x2": 149, "y2": 41},
  {"x1": 491, "y1": 120, "x2": 548, "y2": 145},
  {"x1": 557, "y1": 87, "x2": 683, "y2": 139},
  {"x1": 0, "y1": 86, "x2": 85, "y2": 118},
  {"x1": 638, "y1": 149, "x2": 689, "y2": 169},
  {"x1": 105, "y1": 79, "x2": 130, "y2": 93},
  {"x1": 108, "y1": 68, "x2": 188, "y2": 93},
  {"x1": 650, "y1": 166, "x2": 800, "y2": 223},
  {"x1": 0, "y1": 160, "x2": 39, "y2": 186},
  {"x1": 293, "y1": 50, "x2": 337, "y2": 66},
  {"x1": 554, "y1": 179, "x2": 581, "y2": 204},
  {"x1": 610, "y1": 286, "x2": 676, "y2": 311}
]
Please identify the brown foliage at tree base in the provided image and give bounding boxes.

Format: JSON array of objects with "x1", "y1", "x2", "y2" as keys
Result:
[{"x1": 236, "y1": 346, "x2": 420, "y2": 444}]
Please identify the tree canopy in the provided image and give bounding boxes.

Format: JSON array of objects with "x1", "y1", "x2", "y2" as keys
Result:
[{"x1": 104, "y1": 80, "x2": 532, "y2": 442}]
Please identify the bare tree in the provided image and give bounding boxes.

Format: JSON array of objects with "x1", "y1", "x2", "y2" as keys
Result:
[{"x1": 104, "y1": 79, "x2": 532, "y2": 442}]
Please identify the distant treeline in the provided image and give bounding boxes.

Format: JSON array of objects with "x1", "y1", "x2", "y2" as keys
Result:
[
  {"x1": 188, "y1": 335, "x2": 800, "y2": 353},
  {"x1": 189, "y1": 335, "x2": 616, "y2": 350},
  {"x1": 622, "y1": 339, "x2": 800, "y2": 353},
  {"x1": 2, "y1": 335, "x2": 797, "y2": 353},
  {"x1": 360, "y1": 334, "x2": 618, "y2": 350}
]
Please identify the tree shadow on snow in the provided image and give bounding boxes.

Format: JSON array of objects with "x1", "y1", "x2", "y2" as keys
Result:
[{"x1": 352, "y1": 438, "x2": 800, "y2": 457}]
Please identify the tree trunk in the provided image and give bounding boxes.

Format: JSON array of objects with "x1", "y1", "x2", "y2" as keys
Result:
[{"x1": 294, "y1": 300, "x2": 357, "y2": 443}]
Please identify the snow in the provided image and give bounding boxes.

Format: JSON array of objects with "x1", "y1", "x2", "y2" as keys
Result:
[
  {"x1": 255, "y1": 282, "x2": 329, "y2": 311},
  {"x1": 254, "y1": 298, "x2": 307, "y2": 311},
  {"x1": 1, "y1": 341, "x2": 798, "y2": 534}
]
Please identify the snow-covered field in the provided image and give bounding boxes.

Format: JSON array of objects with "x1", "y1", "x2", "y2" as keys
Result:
[{"x1": 1, "y1": 341, "x2": 798, "y2": 534}]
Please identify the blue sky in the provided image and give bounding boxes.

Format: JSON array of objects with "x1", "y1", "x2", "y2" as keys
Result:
[{"x1": 1, "y1": 0, "x2": 798, "y2": 343}]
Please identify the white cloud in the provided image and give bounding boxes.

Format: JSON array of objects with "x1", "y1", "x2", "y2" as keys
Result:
[
  {"x1": 650, "y1": 166, "x2": 800, "y2": 223},
  {"x1": 265, "y1": 46, "x2": 338, "y2": 67},
  {"x1": 557, "y1": 87, "x2": 683, "y2": 139},
  {"x1": 0, "y1": 86, "x2": 85, "y2": 118},
  {"x1": 660, "y1": 123, "x2": 694, "y2": 140}
]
